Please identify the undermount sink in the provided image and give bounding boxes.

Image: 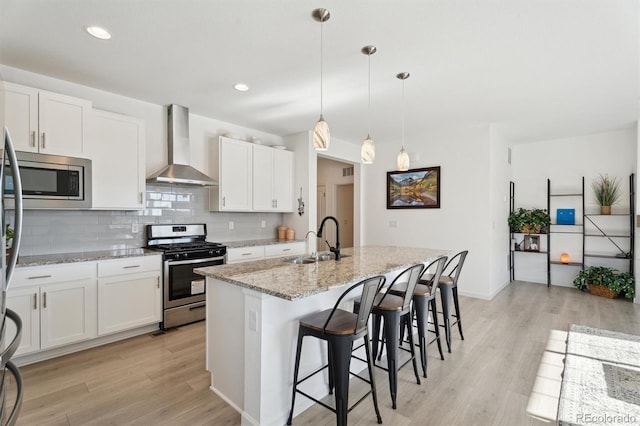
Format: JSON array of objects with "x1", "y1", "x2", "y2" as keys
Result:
[{"x1": 283, "y1": 253, "x2": 351, "y2": 264}]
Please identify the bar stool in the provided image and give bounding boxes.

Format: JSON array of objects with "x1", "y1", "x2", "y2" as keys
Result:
[
  {"x1": 390, "y1": 256, "x2": 447, "y2": 378},
  {"x1": 420, "y1": 250, "x2": 468, "y2": 352},
  {"x1": 358, "y1": 263, "x2": 424, "y2": 409},
  {"x1": 286, "y1": 275, "x2": 386, "y2": 426}
]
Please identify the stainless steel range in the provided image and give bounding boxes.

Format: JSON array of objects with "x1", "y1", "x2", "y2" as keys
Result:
[{"x1": 146, "y1": 224, "x2": 226, "y2": 329}]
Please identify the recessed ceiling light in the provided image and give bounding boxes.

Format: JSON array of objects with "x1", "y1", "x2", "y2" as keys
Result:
[
  {"x1": 233, "y1": 83, "x2": 249, "y2": 92},
  {"x1": 85, "y1": 26, "x2": 112, "y2": 40}
]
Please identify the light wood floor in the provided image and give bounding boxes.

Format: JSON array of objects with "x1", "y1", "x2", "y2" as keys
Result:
[{"x1": 8, "y1": 282, "x2": 640, "y2": 425}]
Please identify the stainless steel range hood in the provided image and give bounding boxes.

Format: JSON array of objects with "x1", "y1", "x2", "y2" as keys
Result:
[{"x1": 146, "y1": 104, "x2": 218, "y2": 186}]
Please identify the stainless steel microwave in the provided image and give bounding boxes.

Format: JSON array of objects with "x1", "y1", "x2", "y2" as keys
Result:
[{"x1": 4, "y1": 151, "x2": 92, "y2": 209}]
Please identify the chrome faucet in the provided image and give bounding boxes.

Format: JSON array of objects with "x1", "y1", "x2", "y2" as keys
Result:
[{"x1": 317, "y1": 216, "x2": 340, "y2": 261}]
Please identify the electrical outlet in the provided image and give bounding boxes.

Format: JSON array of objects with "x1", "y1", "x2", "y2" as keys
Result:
[
  {"x1": 389, "y1": 220, "x2": 398, "y2": 228},
  {"x1": 229, "y1": 221, "x2": 234, "y2": 230},
  {"x1": 261, "y1": 220, "x2": 266, "y2": 228},
  {"x1": 249, "y1": 310, "x2": 257, "y2": 331},
  {"x1": 131, "y1": 223, "x2": 139, "y2": 233}
]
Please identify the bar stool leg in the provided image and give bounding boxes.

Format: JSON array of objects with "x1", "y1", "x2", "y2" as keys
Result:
[
  {"x1": 439, "y1": 286, "x2": 453, "y2": 353},
  {"x1": 430, "y1": 298, "x2": 444, "y2": 360},
  {"x1": 372, "y1": 314, "x2": 382, "y2": 361},
  {"x1": 403, "y1": 313, "x2": 421, "y2": 385},
  {"x1": 287, "y1": 329, "x2": 305, "y2": 425},
  {"x1": 328, "y1": 341, "x2": 334, "y2": 395},
  {"x1": 329, "y1": 338, "x2": 353, "y2": 426},
  {"x1": 383, "y1": 311, "x2": 400, "y2": 409},
  {"x1": 363, "y1": 335, "x2": 383, "y2": 424},
  {"x1": 412, "y1": 299, "x2": 428, "y2": 378},
  {"x1": 453, "y1": 286, "x2": 464, "y2": 340}
]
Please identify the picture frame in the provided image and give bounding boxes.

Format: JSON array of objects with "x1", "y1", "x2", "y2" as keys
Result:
[
  {"x1": 523, "y1": 235, "x2": 540, "y2": 252},
  {"x1": 387, "y1": 166, "x2": 440, "y2": 209}
]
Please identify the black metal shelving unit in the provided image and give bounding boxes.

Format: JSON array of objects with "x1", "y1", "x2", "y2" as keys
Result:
[
  {"x1": 509, "y1": 181, "x2": 548, "y2": 283},
  {"x1": 546, "y1": 178, "x2": 585, "y2": 287},
  {"x1": 581, "y1": 173, "x2": 635, "y2": 276}
]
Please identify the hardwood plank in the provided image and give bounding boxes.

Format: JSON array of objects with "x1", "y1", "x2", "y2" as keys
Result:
[{"x1": 7, "y1": 282, "x2": 640, "y2": 425}]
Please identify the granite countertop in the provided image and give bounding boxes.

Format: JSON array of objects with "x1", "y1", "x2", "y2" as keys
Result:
[
  {"x1": 221, "y1": 238, "x2": 305, "y2": 249},
  {"x1": 194, "y1": 245, "x2": 450, "y2": 301},
  {"x1": 15, "y1": 248, "x2": 160, "y2": 268}
]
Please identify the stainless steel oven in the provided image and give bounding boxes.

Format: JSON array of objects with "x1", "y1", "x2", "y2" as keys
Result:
[{"x1": 146, "y1": 223, "x2": 226, "y2": 330}]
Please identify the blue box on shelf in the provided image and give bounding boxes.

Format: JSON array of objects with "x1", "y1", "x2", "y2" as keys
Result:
[{"x1": 557, "y1": 208, "x2": 575, "y2": 225}]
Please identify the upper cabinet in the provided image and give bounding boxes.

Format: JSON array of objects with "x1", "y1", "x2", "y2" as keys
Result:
[
  {"x1": 209, "y1": 137, "x2": 294, "y2": 213},
  {"x1": 89, "y1": 109, "x2": 146, "y2": 210},
  {"x1": 210, "y1": 136, "x2": 253, "y2": 211},
  {"x1": 0, "y1": 81, "x2": 91, "y2": 158},
  {"x1": 253, "y1": 145, "x2": 293, "y2": 212}
]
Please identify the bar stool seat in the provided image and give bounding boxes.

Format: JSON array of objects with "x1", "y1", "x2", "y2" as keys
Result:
[
  {"x1": 389, "y1": 256, "x2": 447, "y2": 378},
  {"x1": 287, "y1": 275, "x2": 386, "y2": 426},
  {"x1": 356, "y1": 263, "x2": 425, "y2": 409},
  {"x1": 420, "y1": 250, "x2": 468, "y2": 353}
]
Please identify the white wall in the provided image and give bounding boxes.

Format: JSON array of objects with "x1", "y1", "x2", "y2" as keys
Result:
[
  {"x1": 512, "y1": 126, "x2": 637, "y2": 286},
  {"x1": 489, "y1": 126, "x2": 513, "y2": 297},
  {"x1": 361, "y1": 125, "x2": 493, "y2": 299}
]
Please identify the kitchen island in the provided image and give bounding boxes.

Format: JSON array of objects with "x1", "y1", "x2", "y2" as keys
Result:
[{"x1": 195, "y1": 245, "x2": 449, "y2": 426}]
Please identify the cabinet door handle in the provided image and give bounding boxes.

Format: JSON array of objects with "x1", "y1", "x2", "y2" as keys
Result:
[
  {"x1": 275, "y1": 199, "x2": 278, "y2": 208},
  {"x1": 139, "y1": 192, "x2": 143, "y2": 204},
  {"x1": 222, "y1": 196, "x2": 226, "y2": 207},
  {"x1": 242, "y1": 253, "x2": 252, "y2": 256},
  {"x1": 123, "y1": 265, "x2": 140, "y2": 269},
  {"x1": 31, "y1": 131, "x2": 36, "y2": 147},
  {"x1": 43, "y1": 292, "x2": 47, "y2": 308},
  {"x1": 33, "y1": 293, "x2": 37, "y2": 310},
  {"x1": 282, "y1": 248, "x2": 291, "y2": 252},
  {"x1": 28, "y1": 275, "x2": 52, "y2": 280},
  {"x1": 41, "y1": 132, "x2": 46, "y2": 149},
  {"x1": 157, "y1": 276, "x2": 160, "y2": 288}
]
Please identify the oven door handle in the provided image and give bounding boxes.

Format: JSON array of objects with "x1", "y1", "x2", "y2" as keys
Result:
[{"x1": 165, "y1": 256, "x2": 225, "y2": 266}]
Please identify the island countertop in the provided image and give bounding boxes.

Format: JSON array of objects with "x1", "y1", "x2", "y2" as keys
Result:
[{"x1": 195, "y1": 245, "x2": 449, "y2": 300}]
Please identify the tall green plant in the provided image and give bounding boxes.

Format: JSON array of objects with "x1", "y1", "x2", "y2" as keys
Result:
[{"x1": 592, "y1": 174, "x2": 621, "y2": 206}]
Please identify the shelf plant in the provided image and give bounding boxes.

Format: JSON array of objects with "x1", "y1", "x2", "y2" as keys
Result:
[
  {"x1": 508, "y1": 208, "x2": 550, "y2": 234},
  {"x1": 573, "y1": 266, "x2": 635, "y2": 299},
  {"x1": 592, "y1": 174, "x2": 621, "y2": 215}
]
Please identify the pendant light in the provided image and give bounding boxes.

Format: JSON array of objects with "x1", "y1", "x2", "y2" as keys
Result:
[
  {"x1": 361, "y1": 45, "x2": 377, "y2": 164},
  {"x1": 312, "y1": 8, "x2": 331, "y2": 151},
  {"x1": 396, "y1": 72, "x2": 410, "y2": 171}
]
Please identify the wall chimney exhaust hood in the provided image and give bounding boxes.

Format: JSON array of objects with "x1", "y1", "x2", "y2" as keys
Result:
[{"x1": 146, "y1": 104, "x2": 218, "y2": 186}]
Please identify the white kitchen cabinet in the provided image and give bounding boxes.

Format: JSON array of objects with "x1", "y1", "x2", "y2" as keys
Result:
[
  {"x1": 209, "y1": 136, "x2": 253, "y2": 211},
  {"x1": 0, "y1": 81, "x2": 91, "y2": 157},
  {"x1": 252, "y1": 145, "x2": 294, "y2": 212},
  {"x1": 97, "y1": 255, "x2": 162, "y2": 336},
  {"x1": 89, "y1": 109, "x2": 145, "y2": 209},
  {"x1": 8, "y1": 262, "x2": 97, "y2": 356},
  {"x1": 227, "y1": 242, "x2": 305, "y2": 264}
]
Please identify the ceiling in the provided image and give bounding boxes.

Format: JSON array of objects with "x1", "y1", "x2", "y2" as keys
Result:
[{"x1": 0, "y1": 0, "x2": 638, "y2": 147}]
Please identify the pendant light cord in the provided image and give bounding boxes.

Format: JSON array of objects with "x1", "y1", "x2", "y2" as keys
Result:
[
  {"x1": 401, "y1": 78, "x2": 405, "y2": 150},
  {"x1": 320, "y1": 20, "x2": 324, "y2": 116},
  {"x1": 367, "y1": 52, "x2": 371, "y2": 137}
]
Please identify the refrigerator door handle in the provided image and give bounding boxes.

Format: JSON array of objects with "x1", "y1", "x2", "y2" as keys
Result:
[{"x1": 4, "y1": 127, "x2": 23, "y2": 288}]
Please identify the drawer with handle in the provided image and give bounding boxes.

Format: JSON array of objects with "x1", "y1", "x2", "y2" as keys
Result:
[
  {"x1": 98, "y1": 255, "x2": 161, "y2": 278},
  {"x1": 264, "y1": 242, "x2": 305, "y2": 258},
  {"x1": 226, "y1": 247, "x2": 265, "y2": 263},
  {"x1": 12, "y1": 262, "x2": 96, "y2": 287}
]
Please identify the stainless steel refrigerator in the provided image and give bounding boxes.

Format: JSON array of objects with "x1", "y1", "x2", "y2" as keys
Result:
[{"x1": 0, "y1": 126, "x2": 24, "y2": 425}]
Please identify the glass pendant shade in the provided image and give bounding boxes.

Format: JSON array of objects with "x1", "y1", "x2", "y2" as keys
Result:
[
  {"x1": 313, "y1": 116, "x2": 330, "y2": 151},
  {"x1": 361, "y1": 136, "x2": 375, "y2": 164},
  {"x1": 397, "y1": 147, "x2": 410, "y2": 171}
]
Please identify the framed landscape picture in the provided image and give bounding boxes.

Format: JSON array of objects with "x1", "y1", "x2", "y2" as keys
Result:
[{"x1": 387, "y1": 166, "x2": 440, "y2": 209}]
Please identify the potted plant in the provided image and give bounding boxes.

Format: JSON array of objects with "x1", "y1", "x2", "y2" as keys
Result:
[
  {"x1": 5, "y1": 224, "x2": 14, "y2": 264},
  {"x1": 573, "y1": 266, "x2": 635, "y2": 299},
  {"x1": 592, "y1": 174, "x2": 621, "y2": 215},
  {"x1": 508, "y1": 208, "x2": 550, "y2": 234}
]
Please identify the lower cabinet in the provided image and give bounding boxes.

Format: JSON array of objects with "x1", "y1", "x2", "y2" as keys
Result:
[
  {"x1": 6, "y1": 255, "x2": 162, "y2": 359},
  {"x1": 226, "y1": 242, "x2": 306, "y2": 264},
  {"x1": 8, "y1": 262, "x2": 97, "y2": 357},
  {"x1": 97, "y1": 256, "x2": 162, "y2": 336}
]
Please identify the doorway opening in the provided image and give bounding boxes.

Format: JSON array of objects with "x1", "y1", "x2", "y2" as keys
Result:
[{"x1": 316, "y1": 157, "x2": 355, "y2": 250}]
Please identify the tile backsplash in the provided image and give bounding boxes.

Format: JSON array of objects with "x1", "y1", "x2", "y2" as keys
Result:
[{"x1": 11, "y1": 184, "x2": 284, "y2": 256}]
